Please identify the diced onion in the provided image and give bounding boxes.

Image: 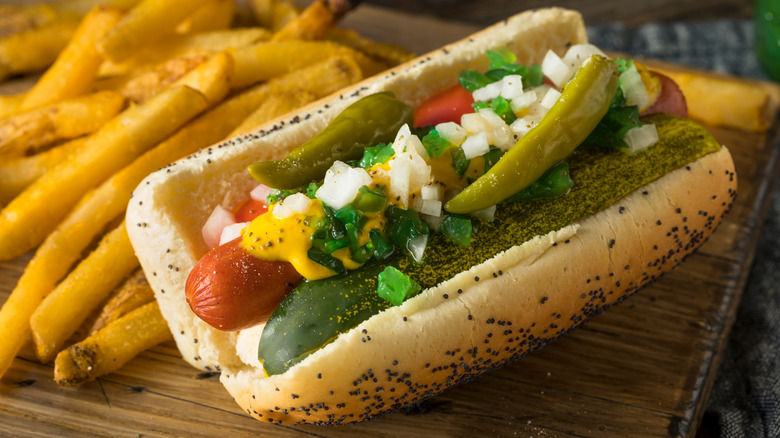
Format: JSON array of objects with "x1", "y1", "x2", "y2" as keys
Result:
[
  {"x1": 420, "y1": 214, "x2": 443, "y2": 232},
  {"x1": 202, "y1": 205, "x2": 236, "y2": 249},
  {"x1": 472, "y1": 81, "x2": 502, "y2": 102},
  {"x1": 315, "y1": 160, "x2": 372, "y2": 209},
  {"x1": 509, "y1": 90, "x2": 537, "y2": 112},
  {"x1": 249, "y1": 183, "x2": 273, "y2": 204},
  {"x1": 406, "y1": 235, "x2": 428, "y2": 263},
  {"x1": 509, "y1": 115, "x2": 541, "y2": 137},
  {"x1": 478, "y1": 108, "x2": 514, "y2": 150},
  {"x1": 281, "y1": 192, "x2": 311, "y2": 214},
  {"x1": 499, "y1": 74, "x2": 524, "y2": 101},
  {"x1": 539, "y1": 88, "x2": 562, "y2": 109},
  {"x1": 562, "y1": 44, "x2": 607, "y2": 71},
  {"x1": 413, "y1": 197, "x2": 442, "y2": 217},
  {"x1": 271, "y1": 203, "x2": 294, "y2": 219},
  {"x1": 541, "y1": 49, "x2": 571, "y2": 88},
  {"x1": 389, "y1": 154, "x2": 411, "y2": 207},
  {"x1": 620, "y1": 65, "x2": 650, "y2": 110},
  {"x1": 461, "y1": 132, "x2": 490, "y2": 159},
  {"x1": 470, "y1": 204, "x2": 497, "y2": 222},
  {"x1": 624, "y1": 123, "x2": 658, "y2": 153},
  {"x1": 436, "y1": 121, "x2": 466, "y2": 146},
  {"x1": 421, "y1": 184, "x2": 441, "y2": 201},
  {"x1": 392, "y1": 123, "x2": 412, "y2": 155},
  {"x1": 405, "y1": 133, "x2": 429, "y2": 160},
  {"x1": 219, "y1": 221, "x2": 250, "y2": 246}
]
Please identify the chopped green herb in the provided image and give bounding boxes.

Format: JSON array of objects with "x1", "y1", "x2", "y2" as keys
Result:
[
  {"x1": 377, "y1": 266, "x2": 421, "y2": 306},
  {"x1": 305, "y1": 181, "x2": 322, "y2": 199}
]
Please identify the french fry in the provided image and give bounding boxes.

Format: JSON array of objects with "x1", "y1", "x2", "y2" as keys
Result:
[
  {"x1": 97, "y1": 0, "x2": 214, "y2": 62},
  {"x1": 0, "y1": 136, "x2": 88, "y2": 205},
  {"x1": 30, "y1": 221, "x2": 138, "y2": 363},
  {"x1": 171, "y1": 51, "x2": 233, "y2": 105},
  {"x1": 97, "y1": 27, "x2": 270, "y2": 78},
  {"x1": 89, "y1": 268, "x2": 155, "y2": 335},
  {"x1": 231, "y1": 40, "x2": 383, "y2": 89},
  {"x1": 53, "y1": 301, "x2": 171, "y2": 387},
  {"x1": 0, "y1": 4, "x2": 59, "y2": 37},
  {"x1": 176, "y1": 0, "x2": 236, "y2": 34},
  {"x1": 0, "y1": 17, "x2": 80, "y2": 82},
  {"x1": 271, "y1": 0, "x2": 351, "y2": 42},
  {"x1": 0, "y1": 85, "x2": 208, "y2": 262},
  {"x1": 229, "y1": 89, "x2": 317, "y2": 137},
  {"x1": 0, "y1": 90, "x2": 125, "y2": 158},
  {"x1": 249, "y1": 0, "x2": 298, "y2": 32},
  {"x1": 20, "y1": 5, "x2": 123, "y2": 112},
  {"x1": 326, "y1": 27, "x2": 416, "y2": 67},
  {"x1": 0, "y1": 92, "x2": 25, "y2": 119},
  {"x1": 95, "y1": 55, "x2": 208, "y2": 103}
]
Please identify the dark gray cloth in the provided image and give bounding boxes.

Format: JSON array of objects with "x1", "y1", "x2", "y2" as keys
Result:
[{"x1": 588, "y1": 20, "x2": 780, "y2": 438}]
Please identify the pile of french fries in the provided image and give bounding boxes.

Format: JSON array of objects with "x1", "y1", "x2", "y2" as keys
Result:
[{"x1": 0, "y1": 0, "x2": 414, "y2": 387}]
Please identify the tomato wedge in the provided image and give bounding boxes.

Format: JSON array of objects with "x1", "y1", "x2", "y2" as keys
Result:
[
  {"x1": 413, "y1": 84, "x2": 474, "y2": 127},
  {"x1": 234, "y1": 199, "x2": 267, "y2": 223}
]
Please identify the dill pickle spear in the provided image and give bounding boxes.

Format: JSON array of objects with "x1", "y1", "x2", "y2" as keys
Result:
[
  {"x1": 248, "y1": 92, "x2": 413, "y2": 189},
  {"x1": 445, "y1": 55, "x2": 620, "y2": 214}
]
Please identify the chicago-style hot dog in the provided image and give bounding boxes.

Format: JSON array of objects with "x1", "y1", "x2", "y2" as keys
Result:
[{"x1": 126, "y1": 7, "x2": 736, "y2": 425}]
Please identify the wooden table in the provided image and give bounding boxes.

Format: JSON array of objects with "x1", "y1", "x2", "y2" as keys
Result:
[{"x1": 2, "y1": 2, "x2": 779, "y2": 437}]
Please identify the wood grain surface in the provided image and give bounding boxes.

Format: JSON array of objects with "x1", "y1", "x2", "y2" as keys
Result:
[{"x1": 1, "y1": 4, "x2": 779, "y2": 437}]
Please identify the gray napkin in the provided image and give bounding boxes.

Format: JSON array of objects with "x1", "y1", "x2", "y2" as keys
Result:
[{"x1": 588, "y1": 19, "x2": 780, "y2": 438}]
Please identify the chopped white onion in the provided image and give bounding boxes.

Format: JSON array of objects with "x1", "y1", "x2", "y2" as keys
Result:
[
  {"x1": 421, "y1": 184, "x2": 441, "y2": 201},
  {"x1": 413, "y1": 197, "x2": 442, "y2": 217},
  {"x1": 202, "y1": 204, "x2": 236, "y2": 249},
  {"x1": 470, "y1": 204, "x2": 497, "y2": 222},
  {"x1": 624, "y1": 123, "x2": 658, "y2": 153},
  {"x1": 420, "y1": 213, "x2": 443, "y2": 232},
  {"x1": 389, "y1": 155, "x2": 410, "y2": 207},
  {"x1": 461, "y1": 132, "x2": 490, "y2": 159},
  {"x1": 249, "y1": 183, "x2": 273, "y2": 204},
  {"x1": 509, "y1": 115, "x2": 541, "y2": 137},
  {"x1": 281, "y1": 192, "x2": 311, "y2": 214},
  {"x1": 620, "y1": 65, "x2": 650, "y2": 110},
  {"x1": 478, "y1": 108, "x2": 514, "y2": 150},
  {"x1": 405, "y1": 133, "x2": 429, "y2": 160},
  {"x1": 539, "y1": 88, "x2": 562, "y2": 109},
  {"x1": 541, "y1": 49, "x2": 571, "y2": 88},
  {"x1": 562, "y1": 44, "x2": 607, "y2": 70},
  {"x1": 406, "y1": 235, "x2": 428, "y2": 263},
  {"x1": 499, "y1": 74, "x2": 525, "y2": 101},
  {"x1": 315, "y1": 160, "x2": 372, "y2": 209},
  {"x1": 472, "y1": 81, "x2": 502, "y2": 102},
  {"x1": 435, "y1": 122, "x2": 466, "y2": 146},
  {"x1": 271, "y1": 203, "x2": 294, "y2": 218},
  {"x1": 509, "y1": 90, "x2": 537, "y2": 112},
  {"x1": 219, "y1": 221, "x2": 250, "y2": 246},
  {"x1": 392, "y1": 123, "x2": 412, "y2": 155}
]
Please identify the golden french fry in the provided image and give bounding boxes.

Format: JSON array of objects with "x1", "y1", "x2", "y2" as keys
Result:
[
  {"x1": 0, "y1": 17, "x2": 80, "y2": 82},
  {"x1": 98, "y1": 0, "x2": 213, "y2": 62},
  {"x1": 98, "y1": 27, "x2": 270, "y2": 78},
  {"x1": 30, "y1": 221, "x2": 138, "y2": 363},
  {"x1": 20, "y1": 5, "x2": 122, "y2": 112},
  {"x1": 0, "y1": 4, "x2": 59, "y2": 37},
  {"x1": 89, "y1": 268, "x2": 155, "y2": 335},
  {"x1": 655, "y1": 68, "x2": 780, "y2": 132},
  {"x1": 249, "y1": 0, "x2": 298, "y2": 32},
  {"x1": 96, "y1": 55, "x2": 208, "y2": 103},
  {"x1": 229, "y1": 89, "x2": 317, "y2": 137},
  {"x1": 176, "y1": 0, "x2": 235, "y2": 34},
  {"x1": 50, "y1": 0, "x2": 142, "y2": 16},
  {"x1": 0, "y1": 92, "x2": 25, "y2": 119},
  {"x1": 326, "y1": 27, "x2": 415, "y2": 67},
  {"x1": 0, "y1": 90, "x2": 125, "y2": 158},
  {"x1": 271, "y1": 0, "x2": 350, "y2": 42},
  {"x1": 171, "y1": 51, "x2": 233, "y2": 105},
  {"x1": 231, "y1": 40, "x2": 381, "y2": 89},
  {"x1": 53, "y1": 301, "x2": 171, "y2": 387},
  {"x1": 0, "y1": 85, "x2": 208, "y2": 262},
  {"x1": 0, "y1": 136, "x2": 88, "y2": 205}
]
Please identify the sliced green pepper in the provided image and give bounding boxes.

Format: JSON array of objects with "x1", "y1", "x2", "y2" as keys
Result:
[
  {"x1": 247, "y1": 92, "x2": 414, "y2": 189},
  {"x1": 445, "y1": 56, "x2": 620, "y2": 214}
]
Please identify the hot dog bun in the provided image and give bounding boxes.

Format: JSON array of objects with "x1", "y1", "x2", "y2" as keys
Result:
[{"x1": 126, "y1": 7, "x2": 736, "y2": 425}]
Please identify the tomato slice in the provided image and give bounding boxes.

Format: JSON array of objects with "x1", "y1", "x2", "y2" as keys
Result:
[
  {"x1": 234, "y1": 199, "x2": 268, "y2": 222},
  {"x1": 413, "y1": 84, "x2": 474, "y2": 127}
]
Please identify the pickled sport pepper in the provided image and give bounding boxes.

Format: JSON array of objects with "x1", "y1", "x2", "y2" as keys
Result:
[
  {"x1": 444, "y1": 55, "x2": 620, "y2": 213},
  {"x1": 248, "y1": 92, "x2": 414, "y2": 189}
]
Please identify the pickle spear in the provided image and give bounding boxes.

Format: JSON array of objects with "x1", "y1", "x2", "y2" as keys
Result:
[
  {"x1": 248, "y1": 92, "x2": 413, "y2": 189},
  {"x1": 445, "y1": 55, "x2": 620, "y2": 214}
]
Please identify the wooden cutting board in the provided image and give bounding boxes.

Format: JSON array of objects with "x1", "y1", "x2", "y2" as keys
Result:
[{"x1": 2, "y1": 5, "x2": 779, "y2": 437}]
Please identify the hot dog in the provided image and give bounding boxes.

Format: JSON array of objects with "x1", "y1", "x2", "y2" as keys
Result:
[{"x1": 126, "y1": 7, "x2": 736, "y2": 425}]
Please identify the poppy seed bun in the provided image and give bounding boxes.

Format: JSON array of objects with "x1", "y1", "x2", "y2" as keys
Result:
[{"x1": 126, "y1": 7, "x2": 736, "y2": 425}]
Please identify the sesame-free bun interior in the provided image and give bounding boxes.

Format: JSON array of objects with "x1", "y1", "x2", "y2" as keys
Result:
[{"x1": 126, "y1": 7, "x2": 736, "y2": 425}]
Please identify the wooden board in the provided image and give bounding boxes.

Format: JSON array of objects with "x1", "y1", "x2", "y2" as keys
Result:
[{"x1": 2, "y1": 5, "x2": 780, "y2": 437}]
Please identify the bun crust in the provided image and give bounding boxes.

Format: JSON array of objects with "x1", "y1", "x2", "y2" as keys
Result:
[{"x1": 125, "y1": 7, "x2": 736, "y2": 425}]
